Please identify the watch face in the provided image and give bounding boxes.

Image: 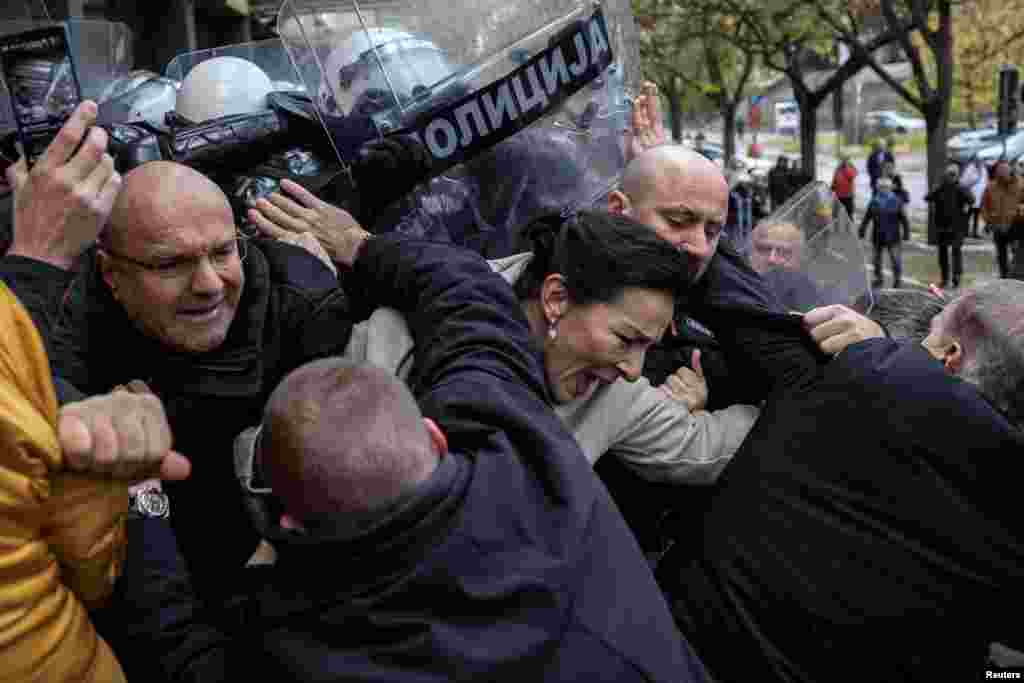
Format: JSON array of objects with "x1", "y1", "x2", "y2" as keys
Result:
[{"x1": 138, "y1": 490, "x2": 169, "y2": 517}]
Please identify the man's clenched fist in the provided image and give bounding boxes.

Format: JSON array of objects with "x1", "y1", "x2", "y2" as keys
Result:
[{"x1": 58, "y1": 381, "x2": 190, "y2": 481}]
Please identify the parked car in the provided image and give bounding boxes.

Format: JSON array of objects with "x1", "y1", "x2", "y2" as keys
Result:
[
  {"x1": 947, "y1": 126, "x2": 1024, "y2": 164},
  {"x1": 864, "y1": 110, "x2": 926, "y2": 135}
]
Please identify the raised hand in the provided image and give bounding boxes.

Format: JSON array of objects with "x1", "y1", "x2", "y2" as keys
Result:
[
  {"x1": 625, "y1": 81, "x2": 669, "y2": 163},
  {"x1": 248, "y1": 179, "x2": 370, "y2": 268},
  {"x1": 804, "y1": 304, "x2": 885, "y2": 357},
  {"x1": 6, "y1": 101, "x2": 121, "y2": 269}
]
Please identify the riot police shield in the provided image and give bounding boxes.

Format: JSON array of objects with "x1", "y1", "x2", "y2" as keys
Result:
[
  {"x1": 748, "y1": 181, "x2": 874, "y2": 314},
  {"x1": 277, "y1": 0, "x2": 638, "y2": 252}
]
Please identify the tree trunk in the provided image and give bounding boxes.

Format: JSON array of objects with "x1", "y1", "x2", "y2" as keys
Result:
[
  {"x1": 832, "y1": 84, "x2": 844, "y2": 140},
  {"x1": 924, "y1": 111, "x2": 948, "y2": 245},
  {"x1": 665, "y1": 79, "x2": 683, "y2": 143},
  {"x1": 721, "y1": 101, "x2": 738, "y2": 169},
  {"x1": 789, "y1": 80, "x2": 818, "y2": 179},
  {"x1": 798, "y1": 109, "x2": 819, "y2": 181},
  {"x1": 925, "y1": 2, "x2": 955, "y2": 245}
]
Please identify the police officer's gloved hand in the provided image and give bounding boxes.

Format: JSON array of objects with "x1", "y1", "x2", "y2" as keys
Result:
[{"x1": 350, "y1": 134, "x2": 433, "y2": 225}]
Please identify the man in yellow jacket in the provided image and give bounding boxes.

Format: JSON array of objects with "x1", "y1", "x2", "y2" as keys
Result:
[
  {"x1": 1, "y1": 101, "x2": 188, "y2": 682},
  {"x1": 0, "y1": 282, "x2": 129, "y2": 682}
]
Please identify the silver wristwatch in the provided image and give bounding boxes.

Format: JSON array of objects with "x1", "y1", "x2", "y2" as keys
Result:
[{"x1": 129, "y1": 487, "x2": 170, "y2": 519}]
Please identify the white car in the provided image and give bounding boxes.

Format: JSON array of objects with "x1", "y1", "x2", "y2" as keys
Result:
[
  {"x1": 947, "y1": 126, "x2": 1024, "y2": 164},
  {"x1": 864, "y1": 110, "x2": 927, "y2": 135}
]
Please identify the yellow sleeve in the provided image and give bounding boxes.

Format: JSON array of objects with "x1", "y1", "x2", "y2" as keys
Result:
[{"x1": 0, "y1": 284, "x2": 127, "y2": 683}]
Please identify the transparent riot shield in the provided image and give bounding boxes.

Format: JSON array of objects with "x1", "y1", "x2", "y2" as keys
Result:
[
  {"x1": 1, "y1": 18, "x2": 133, "y2": 167},
  {"x1": 748, "y1": 181, "x2": 874, "y2": 314},
  {"x1": 277, "y1": 0, "x2": 636, "y2": 255},
  {"x1": 66, "y1": 20, "x2": 133, "y2": 102},
  {"x1": 277, "y1": 0, "x2": 637, "y2": 176}
]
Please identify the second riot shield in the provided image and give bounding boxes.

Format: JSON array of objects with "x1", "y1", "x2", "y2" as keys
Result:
[{"x1": 747, "y1": 181, "x2": 874, "y2": 314}]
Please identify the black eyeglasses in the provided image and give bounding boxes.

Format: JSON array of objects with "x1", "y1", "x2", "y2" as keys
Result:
[{"x1": 99, "y1": 234, "x2": 248, "y2": 282}]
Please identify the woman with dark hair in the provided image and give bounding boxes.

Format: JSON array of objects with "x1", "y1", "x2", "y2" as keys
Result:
[
  {"x1": 257, "y1": 196, "x2": 759, "y2": 485},
  {"x1": 420, "y1": 210, "x2": 758, "y2": 483},
  {"x1": 509, "y1": 211, "x2": 698, "y2": 402}
]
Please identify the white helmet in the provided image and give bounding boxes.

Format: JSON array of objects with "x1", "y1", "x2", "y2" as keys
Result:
[
  {"x1": 176, "y1": 56, "x2": 273, "y2": 124},
  {"x1": 318, "y1": 27, "x2": 453, "y2": 118}
]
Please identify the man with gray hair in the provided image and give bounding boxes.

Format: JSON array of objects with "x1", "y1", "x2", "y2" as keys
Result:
[{"x1": 921, "y1": 279, "x2": 1024, "y2": 427}]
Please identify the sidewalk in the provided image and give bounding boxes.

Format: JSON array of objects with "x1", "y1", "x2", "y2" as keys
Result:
[{"x1": 904, "y1": 236, "x2": 995, "y2": 253}]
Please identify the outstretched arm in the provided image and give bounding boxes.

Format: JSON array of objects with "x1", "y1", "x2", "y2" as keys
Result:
[{"x1": 346, "y1": 235, "x2": 553, "y2": 432}]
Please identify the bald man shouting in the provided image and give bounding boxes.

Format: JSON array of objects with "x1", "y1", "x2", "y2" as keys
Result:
[{"x1": 1, "y1": 147, "x2": 355, "y2": 595}]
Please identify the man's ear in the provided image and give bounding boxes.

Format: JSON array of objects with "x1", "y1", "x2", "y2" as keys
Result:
[
  {"x1": 943, "y1": 340, "x2": 964, "y2": 374},
  {"x1": 607, "y1": 190, "x2": 632, "y2": 216},
  {"x1": 539, "y1": 274, "x2": 571, "y2": 324},
  {"x1": 423, "y1": 417, "x2": 448, "y2": 457}
]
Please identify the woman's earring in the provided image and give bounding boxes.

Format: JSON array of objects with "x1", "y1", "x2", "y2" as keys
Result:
[{"x1": 548, "y1": 319, "x2": 559, "y2": 341}]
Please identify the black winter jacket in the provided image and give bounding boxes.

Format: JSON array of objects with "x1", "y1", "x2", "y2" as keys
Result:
[
  {"x1": 656, "y1": 247, "x2": 1024, "y2": 682},
  {"x1": 111, "y1": 235, "x2": 710, "y2": 683},
  {"x1": 0, "y1": 240, "x2": 352, "y2": 593},
  {"x1": 924, "y1": 179, "x2": 974, "y2": 238}
]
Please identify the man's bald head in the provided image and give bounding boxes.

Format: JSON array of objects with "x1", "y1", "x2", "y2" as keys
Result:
[
  {"x1": 261, "y1": 359, "x2": 441, "y2": 529},
  {"x1": 107, "y1": 161, "x2": 233, "y2": 251},
  {"x1": 620, "y1": 145, "x2": 726, "y2": 207},
  {"x1": 611, "y1": 145, "x2": 729, "y2": 281}
]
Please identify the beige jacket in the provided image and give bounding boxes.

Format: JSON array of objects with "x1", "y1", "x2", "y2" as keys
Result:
[
  {"x1": 344, "y1": 253, "x2": 758, "y2": 485},
  {"x1": 981, "y1": 176, "x2": 1022, "y2": 227}
]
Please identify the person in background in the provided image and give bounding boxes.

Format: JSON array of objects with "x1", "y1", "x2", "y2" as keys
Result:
[
  {"x1": 725, "y1": 171, "x2": 756, "y2": 251},
  {"x1": 924, "y1": 163, "x2": 974, "y2": 289},
  {"x1": 867, "y1": 139, "x2": 894, "y2": 195},
  {"x1": 786, "y1": 161, "x2": 813, "y2": 202},
  {"x1": 882, "y1": 160, "x2": 909, "y2": 203},
  {"x1": 767, "y1": 156, "x2": 791, "y2": 211},
  {"x1": 981, "y1": 158, "x2": 1022, "y2": 279},
  {"x1": 1013, "y1": 159, "x2": 1024, "y2": 179},
  {"x1": 831, "y1": 155, "x2": 858, "y2": 221},
  {"x1": 749, "y1": 221, "x2": 805, "y2": 275},
  {"x1": 860, "y1": 177, "x2": 909, "y2": 288},
  {"x1": 959, "y1": 154, "x2": 988, "y2": 238}
]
